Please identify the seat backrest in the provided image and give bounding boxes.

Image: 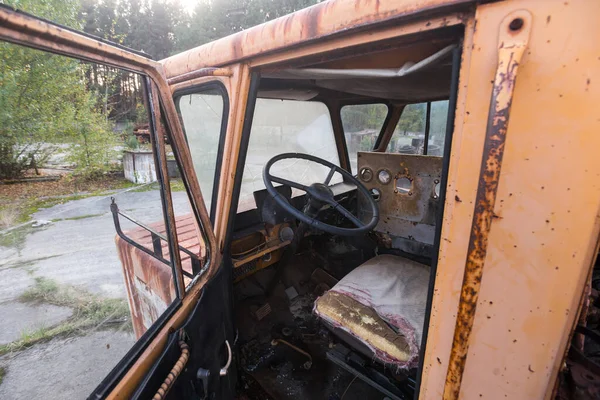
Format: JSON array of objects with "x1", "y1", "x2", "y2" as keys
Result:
[{"x1": 357, "y1": 152, "x2": 442, "y2": 258}]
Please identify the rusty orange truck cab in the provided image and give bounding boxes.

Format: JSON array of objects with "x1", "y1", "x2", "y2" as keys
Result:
[{"x1": 1, "y1": 0, "x2": 599, "y2": 399}]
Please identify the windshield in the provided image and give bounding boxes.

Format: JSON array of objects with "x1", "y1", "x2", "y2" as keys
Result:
[{"x1": 238, "y1": 99, "x2": 342, "y2": 211}]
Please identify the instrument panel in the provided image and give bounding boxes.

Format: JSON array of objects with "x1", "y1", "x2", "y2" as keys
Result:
[{"x1": 357, "y1": 152, "x2": 442, "y2": 253}]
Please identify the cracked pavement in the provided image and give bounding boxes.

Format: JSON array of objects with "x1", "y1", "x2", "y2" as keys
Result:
[{"x1": 0, "y1": 188, "x2": 191, "y2": 399}]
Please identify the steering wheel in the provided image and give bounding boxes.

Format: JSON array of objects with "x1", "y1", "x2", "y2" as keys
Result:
[{"x1": 262, "y1": 153, "x2": 379, "y2": 236}]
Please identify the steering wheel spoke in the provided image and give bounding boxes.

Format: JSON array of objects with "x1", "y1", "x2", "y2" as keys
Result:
[
  {"x1": 324, "y1": 166, "x2": 337, "y2": 185},
  {"x1": 270, "y1": 175, "x2": 308, "y2": 192},
  {"x1": 324, "y1": 198, "x2": 365, "y2": 228}
]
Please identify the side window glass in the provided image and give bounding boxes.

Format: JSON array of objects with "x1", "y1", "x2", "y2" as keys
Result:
[
  {"x1": 429, "y1": 100, "x2": 450, "y2": 155},
  {"x1": 387, "y1": 101, "x2": 449, "y2": 156},
  {"x1": 166, "y1": 155, "x2": 208, "y2": 291},
  {"x1": 341, "y1": 104, "x2": 388, "y2": 173},
  {"x1": 176, "y1": 86, "x2": 227, "y2": 215},
  {"x1": 0, "y1": 44, "x2": 183, "y2": 397}
]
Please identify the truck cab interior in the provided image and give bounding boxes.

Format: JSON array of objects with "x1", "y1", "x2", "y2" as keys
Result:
[
  {"x1": 4, "y1": 1, "x2": 599, "y2": 399},
  {"x1": 204, "y1": 34, "x2": 461, "y2": 399}
]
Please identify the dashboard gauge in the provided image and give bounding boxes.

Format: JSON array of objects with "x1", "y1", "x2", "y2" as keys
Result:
[
  {"x1": 377, "y1": 169, "x2": 391, "y2": 185},
  {"x1": 359, "y1": 167, "x2": 373, "y2": 182}
]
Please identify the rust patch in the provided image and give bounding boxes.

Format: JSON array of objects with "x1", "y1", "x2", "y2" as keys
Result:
[
  {"x1": 443, "y1": 10, "x2": 532, "y2": 400},
  {"x1": 160, "y1": 0, "x2": 474, "y2": 76},
  {"x1": 116, "y1": 214, "x2": 203, "y2": 338},
  {"x1": 167, "y1": 67, "x2": 232, "y2": 85}
]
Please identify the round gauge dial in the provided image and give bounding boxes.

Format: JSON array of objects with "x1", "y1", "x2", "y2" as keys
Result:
[
  {"x1": 377, "y1": 169, "x2": 391, "y2": 185},
  {"x1": 369, "y1": 188, "x2": 381, "y2": 201},
  {"x1": 359, "y1": 167, "x2": 373, "y2": 182}
]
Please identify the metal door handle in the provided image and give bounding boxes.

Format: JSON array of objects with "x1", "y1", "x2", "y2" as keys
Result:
[{"x1": 219, "y1": 340, "x2": 232, "y2": 376}]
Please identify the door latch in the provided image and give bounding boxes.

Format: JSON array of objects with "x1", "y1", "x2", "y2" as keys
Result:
[
  {"x1": 196, "y1": 368, "x2": 210, "y2": 400},
  {"x1": 195, "y1": 340, "x2": 231, "y2": 399}
]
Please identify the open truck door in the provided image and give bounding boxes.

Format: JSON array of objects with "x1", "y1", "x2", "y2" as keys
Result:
[{"x1": 0, "y1": 5, "x2": 236, "y2": 399}]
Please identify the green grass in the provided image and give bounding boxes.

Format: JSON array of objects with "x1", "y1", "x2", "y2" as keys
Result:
[
  {"x1": 0, "y1": 255, "x2": 58, "y2": 272},
  {"x1": 4, "y1": 177, "x2": 183, "y2": 227},
  {"x1": 0, "y1": 366, "x2": 5, "y2": 386},
  {"x1": 130, "y1": 178, "x2": 185, "y2": 193},
  {"x1": 130, "y1": 182, "x2": 160, "y2": 192},
  {"x1": 17, "y1": 194, "x2": 91, "y2": 224},
  {"x1": 0, "y1": 277, "x2": 130, "y2": 356},
  {"x1": 9, "y1": 179, "x2": 138, "y2": 226},
  {"x1": 50, "y1": 213, "x2": 104, "y2": 222},
  {"x1": 0, "y1": 224, "x2": 32, "y2": 250},
  {"x1": 170, "y1": 179, "x2": 186, "y2": 192}
]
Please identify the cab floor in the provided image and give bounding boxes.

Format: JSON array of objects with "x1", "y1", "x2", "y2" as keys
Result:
[{"x1": 233, "y1": 255, "x2": 385, "y2": 400}]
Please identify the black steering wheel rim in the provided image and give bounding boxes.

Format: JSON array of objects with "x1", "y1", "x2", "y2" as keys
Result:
[{"x1": 262, "y1": 152, "x2": 379, "y2": 236}]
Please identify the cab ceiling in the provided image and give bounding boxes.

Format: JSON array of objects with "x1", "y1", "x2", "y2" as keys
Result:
[{"x1": 259, "y1": 36, "x2": 457, "y2": 104}]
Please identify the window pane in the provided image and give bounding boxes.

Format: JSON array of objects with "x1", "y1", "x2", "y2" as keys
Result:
[
  {"x1": 177, "y1": 89, "x2": 226, "y2": 212},
  {"x1": 341, "y1": 104, "x2": 388, "y2": 173},
  {"x1": 238, "y1": 99, "x2": 341, "y2": 211},
  {"x1": 386, "y1": 101, "x2": 449, "y2": 156},
  {"x1": 167, "y1": 161, "x2": 208, "y2": 290},
  {"x1": 387, "y1": 103, "x2": 427, "y2": 154},
  {"x1": 429, "y1": 100, "x2": 449, "y2": 156}
]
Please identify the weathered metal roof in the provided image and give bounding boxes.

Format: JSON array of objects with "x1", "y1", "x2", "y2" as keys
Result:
[{"x1": 160, "y1": 0, "x2": 477, "y2": 78}]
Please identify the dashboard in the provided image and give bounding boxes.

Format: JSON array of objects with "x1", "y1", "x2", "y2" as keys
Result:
[{"x1": 230, "y1": 182, "x2": 357, "y2": 280}]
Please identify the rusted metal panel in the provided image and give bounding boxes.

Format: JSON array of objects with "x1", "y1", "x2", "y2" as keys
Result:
[
  {"x1": 116, "y1": 214, "x2": 204, "y2": 338},
  {"x1": 357, "y1": 152, "x2": 442, "y2": 246},
  {"x1": 160, "y1": 0, "x2": 477, "y2": 77},
  {"x1": 116, "y1": 234, "x2": 174, "y2": 339},
  {"x1": 0, "y1": 6, "x2": 158, "y2": 72},
  {"x1": 441, "y1": 9, "x2": 531, "y2": 400}
]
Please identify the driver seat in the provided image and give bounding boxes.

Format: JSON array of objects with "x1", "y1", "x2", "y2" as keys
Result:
[{"x1": 314, "y1": 254, "x2": 430, "y2": 369}]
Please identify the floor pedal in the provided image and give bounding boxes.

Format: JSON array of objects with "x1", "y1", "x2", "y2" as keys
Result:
[{"x1": 254, "y1": 302, "x2": 272, "y2": 321}]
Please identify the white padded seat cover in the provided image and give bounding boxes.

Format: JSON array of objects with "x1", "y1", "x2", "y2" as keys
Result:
[{"x1": 314, "y1": 254, "x2": 430, "y2": 369}]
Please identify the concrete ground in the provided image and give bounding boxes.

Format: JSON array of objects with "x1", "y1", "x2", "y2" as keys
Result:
[
  {"x1": 0, "y1": 187, "x2": 191, "y2": 399},
  {"x1": 0, "y1": 331, "x2": 135, "y2": 399}
]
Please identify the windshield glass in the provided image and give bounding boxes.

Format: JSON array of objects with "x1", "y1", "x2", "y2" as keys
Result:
[{"x1": 238, "y1": 99, "x2": 342, "y2": 211}]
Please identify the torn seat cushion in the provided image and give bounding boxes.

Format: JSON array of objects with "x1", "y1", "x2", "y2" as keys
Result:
[{"x1": 314, "y1": 254, "x2": 430, "y2": 369}]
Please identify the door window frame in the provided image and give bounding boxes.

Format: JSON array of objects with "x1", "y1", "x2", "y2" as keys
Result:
[
  {"x1": 224, "y1": 72, "x2": 261, "y2": 247},
  {"x1": 0, "y1": 5, "x2": 220, "y2": 398},
  {"x1": 93, "y1": 77, "x2": 220, "y2": 398}
]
